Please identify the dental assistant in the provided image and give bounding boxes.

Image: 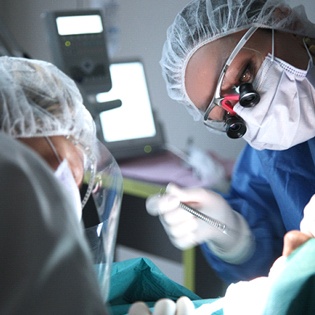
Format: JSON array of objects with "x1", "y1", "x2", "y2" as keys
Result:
[
  {"x1": 146, "y1": 0, "x2": 315, "y2": 284},
  {"x1": 0, "y1": 56, "x2": 110, "y2": 314}
]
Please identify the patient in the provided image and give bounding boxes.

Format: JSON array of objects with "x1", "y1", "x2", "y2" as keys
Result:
[
  {"x1": 223, "y1": 230, "x2": 314, "y2": 315},
  {"x1": 128, "y1": 196, "x2": 315, "y2": 315}
]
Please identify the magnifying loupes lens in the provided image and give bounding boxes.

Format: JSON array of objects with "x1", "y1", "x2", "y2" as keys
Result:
[
  {"x1": 239, "y1": 83, "x2": 260, "y2": 108},
  {"x1": 225, "y1": 114, "x2": 247, "y2": 139}
]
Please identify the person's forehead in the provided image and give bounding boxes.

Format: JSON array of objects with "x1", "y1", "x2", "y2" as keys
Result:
[
  {"x1": 184, "y1": 40, "x2": 230, "y2": 110},
  {"x1": 184, "y1": 32, "x2": 245, "y2": 110}
]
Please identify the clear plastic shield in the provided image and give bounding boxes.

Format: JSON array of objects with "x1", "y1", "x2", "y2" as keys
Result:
[{"x1": 82, "y1": 140, "x2": 123, "y2": 302}]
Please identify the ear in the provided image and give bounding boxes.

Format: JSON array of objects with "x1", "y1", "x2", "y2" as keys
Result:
[
  {"x1": 304, "y1": 37, "x2": 315, "y2": 56},
  {"x1": 273, "y1": 5, "x2": 292, "y2": 22},
  {"x1": 273, "y1": 5, "x2": 305, "y2": 35}
]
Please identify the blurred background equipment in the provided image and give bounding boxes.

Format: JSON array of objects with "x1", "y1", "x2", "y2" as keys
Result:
[
  {"x1": 44, "y1": 9, "x2": 112, "y2": 95},
  {"x1": 96, "y1": 59, "x2": 166, "y2": 160},
  {"x1": 0, "y1": 18, "x2": 29, "y2": 57},
  {"x1": 44, "y1": 9, "x2": 165, "y2": 161}
]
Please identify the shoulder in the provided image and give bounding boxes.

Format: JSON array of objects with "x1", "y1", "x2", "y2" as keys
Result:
[{"x1": 240, "y1": 141, "x2": 315, "y2": 163}]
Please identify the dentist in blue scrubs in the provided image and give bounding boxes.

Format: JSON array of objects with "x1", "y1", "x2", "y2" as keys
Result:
[{"x1": 146, "y1": 0, "x2": 315, "y2": 284}]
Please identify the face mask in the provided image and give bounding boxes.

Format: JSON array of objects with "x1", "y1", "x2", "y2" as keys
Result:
[
  {"x1": 54, "y1": 159, "x2": 82, "y2": 221},
  {"x1": 234, "y1": 50, "x2": 315, "y2": 151}
]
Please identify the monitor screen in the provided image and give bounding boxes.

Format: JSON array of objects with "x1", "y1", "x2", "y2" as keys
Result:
[
  {"x1": 97, "y1": 60, "x2": 165, "y2": 160},
  {"x1": 98, "y1": 61, "x2": 156, "y2": 142},
  {"x1": 56, "y1": 14, "x2": 103, "y2": 35}
]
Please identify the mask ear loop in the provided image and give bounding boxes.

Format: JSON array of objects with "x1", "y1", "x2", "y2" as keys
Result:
[
  {"x1": 303, "y1": 37, "x2": 314, "y2": 67},
  {"x1": 63, "y1": 135, "x2": 97, "y2": 209},
  {"x1": 271, "y1": 28, "x2": 275, "y2": 61},
  {"x1": 45, "y1": 136, "x2": 62, "y2": 164},
  {"x1": 47, "y1": 135, "x2": 96, "y2": 210}
]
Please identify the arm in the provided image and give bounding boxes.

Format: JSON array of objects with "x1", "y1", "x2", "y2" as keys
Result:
[
  {"x1": 146, "y1": 143, "x2": 313, "y2": 283},
  {"x1": 201, "y1": 145, "x2": 286, "y2": 283}
]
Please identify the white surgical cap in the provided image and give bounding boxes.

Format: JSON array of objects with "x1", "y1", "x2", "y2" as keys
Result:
[
  {"x1": 160, "y1": 0, "x2": 315, "y2": 121},
  {"x1": 0, "y1": 56, "x2": 96, "y2": 154}
]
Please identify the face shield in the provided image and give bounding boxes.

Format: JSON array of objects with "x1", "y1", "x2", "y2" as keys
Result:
[
  {"x1": 202, "y1": 26, "x2": 261, "y2": 139},
  {"x1": 80, "y1": 140, "x2": 123, "y2": 302}
]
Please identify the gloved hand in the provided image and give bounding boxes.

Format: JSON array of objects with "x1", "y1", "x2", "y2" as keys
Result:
[
  {"x1": 146, "y1": 183, "x2": 254, "y2": 264},
  {"x1": 300, "y1": 194, "x2": 315, "y2": 236},
  {"x1": 128, "y1": 296, "x2": 195, "y2": 315}
]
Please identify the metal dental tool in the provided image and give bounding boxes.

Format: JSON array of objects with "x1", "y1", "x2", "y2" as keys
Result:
[
  {"x1": 179, "y1": 202, "x2": 227, "y2": 233},
  {"x1": 147, "y1": 193, "x2": 228, "y2": 234}
]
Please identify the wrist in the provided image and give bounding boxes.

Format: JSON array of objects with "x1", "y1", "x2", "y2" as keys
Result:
[{"x1": 206, "y1": 211, "x2": 255, "y2": 264}]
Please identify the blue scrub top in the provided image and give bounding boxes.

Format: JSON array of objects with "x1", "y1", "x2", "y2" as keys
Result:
[{"x1": 201, "y1": 138, "x2": 315, "y2": 283}]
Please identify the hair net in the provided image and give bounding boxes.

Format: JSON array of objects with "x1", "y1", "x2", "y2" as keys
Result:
[
  {"x1": 161, "y1": 0, "x2": 315, "y2": 121},
  {"x1": 0, "y1": 56, "x2": 97, "y2": 154}
]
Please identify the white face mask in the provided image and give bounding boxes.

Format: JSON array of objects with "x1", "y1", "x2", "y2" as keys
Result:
[
  {"x1": 234, "y1": 51, "x2": 315, "y2": 151},
  {"x1": 54, "y1": 159, "x2": 82, "y2": 221}
]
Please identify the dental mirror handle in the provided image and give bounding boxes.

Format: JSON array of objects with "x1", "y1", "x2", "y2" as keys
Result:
[{"x1": 179, "y1": 202, "x2": 227, "y2": 232}]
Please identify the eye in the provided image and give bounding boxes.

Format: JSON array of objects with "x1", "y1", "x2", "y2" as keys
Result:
[
  {"x1": 221, "y1": 62, "x2": 254, "y2": 95},
  {"x1": 239, "y1": 63, "x2": 253, "y2": 84}
]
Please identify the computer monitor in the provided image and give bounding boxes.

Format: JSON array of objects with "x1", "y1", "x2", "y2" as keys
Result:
[
  {"x1": 96, "y1": 60, "x2": 165, "y2": 161},
  {"x1": 43, "y1": 9, "x2": 112, "y2": 95}
]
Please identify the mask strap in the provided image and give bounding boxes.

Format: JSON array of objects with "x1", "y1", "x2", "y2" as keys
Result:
[
  {"x1": 271, "y1": 29, "x2": 275, "y2": 61},
  {"x1": 303, "y1": 38, "x2": 314, "y2": 66},
  {"x1": 45, "y1": 136, "x2": 62, "y2": 164}
]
